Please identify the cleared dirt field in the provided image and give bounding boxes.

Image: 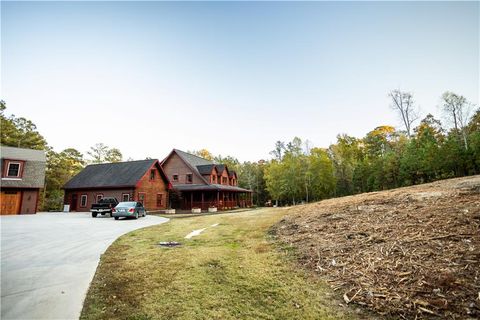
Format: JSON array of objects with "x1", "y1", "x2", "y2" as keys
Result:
[{"x1": 273, "y1": 176, "x2": 480, "y2": 319}]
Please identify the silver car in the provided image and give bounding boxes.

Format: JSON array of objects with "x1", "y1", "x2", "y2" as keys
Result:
[{"x1": 112, "y1": 201, "x2": 146, "y2": 220}]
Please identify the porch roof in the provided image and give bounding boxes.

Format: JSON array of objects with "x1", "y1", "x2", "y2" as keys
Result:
[{"x1": 173, "y1": 184, "x2": 252, "y2": 193}]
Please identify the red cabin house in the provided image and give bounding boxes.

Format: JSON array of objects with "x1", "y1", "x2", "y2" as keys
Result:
[
  {"x1": 63, "y1": 159, "x2": 170, "y2": 212},
  {"x1": 161, "y1": 149, "x2": 253, "y2": 211}
]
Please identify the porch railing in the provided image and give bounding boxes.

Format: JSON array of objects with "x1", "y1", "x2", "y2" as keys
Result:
[{"x1": 190, "y1": 200, "x2": 250, "y2": 211}]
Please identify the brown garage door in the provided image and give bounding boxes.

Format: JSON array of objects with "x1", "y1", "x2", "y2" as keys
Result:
[{"x1": 1, "y1": 190, "x2": 21, "y2": 215}]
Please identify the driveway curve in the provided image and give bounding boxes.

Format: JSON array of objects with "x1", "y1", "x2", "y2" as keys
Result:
[{"x1": 1, "y1": 212, "x2": 168, "y2": 320}]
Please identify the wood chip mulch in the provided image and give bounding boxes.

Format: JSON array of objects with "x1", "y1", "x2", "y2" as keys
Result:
[{"x1": 273, "y1": 176, "x2": 480, "y2": 319}]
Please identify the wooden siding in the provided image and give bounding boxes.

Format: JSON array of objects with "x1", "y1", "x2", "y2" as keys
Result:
[
  {"x1": 135, "y1": 164, "x2": 169, "y2": 210},
  {"x1": 162, "y1": 153, "x2": 206, "y2": 185},
  {"x1": 219, "y1": 169, "x2": 230, "y2": 185},
  {"x1": 19, "y1": 190, "x2": 38, "y2": 214},
  {"x1": 64, "y1": 164, "x2": 169, "y2": 212},
  {"x1": 64, "y1": 188, "x2": 134, "y2": 212}
]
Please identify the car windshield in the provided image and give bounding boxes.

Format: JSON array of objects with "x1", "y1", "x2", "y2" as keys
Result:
[{"x1": 116, "y1": 202, "x2": 136, "y2": 207}]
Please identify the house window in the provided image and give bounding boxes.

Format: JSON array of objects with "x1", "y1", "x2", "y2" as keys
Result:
[
  {"x1": 7, "y1": 162, "x2": 21, "y2": 177},
  {"x1": 122, "y1": 193, "x2": 130, "y2": 202},
  {"x1": 173, "y1": 174, "x2": 178, "y2": 182},
  {"x1": 96, "y1": 194, "x2": 103, "y2": 202},
  {"x1": 80, "y1": 194, "x2": 88, "y2": 207},
  {"x1": 138, "y1": 193, "x2": 146, "y2": 205},
  {"x1": 150, "y1": 169, "x2": 155, "y2": 181},
  {"x1": 156, "y1": 193, "x2": 163, "y2": 207},
  {"x1": 222, "y1": 177, "x2": 228, "y2": 184},
  {"x1": 212, "y1": 175, "x2": 216, "y2": 183},
  {"x1": 186, "y1": 174, "x2": 193, "y2": 183}
]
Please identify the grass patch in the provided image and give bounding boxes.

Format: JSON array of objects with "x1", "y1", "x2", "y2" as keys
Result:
[{"x1": 81, "y1": 208, "x2": 356, "y2": 320}]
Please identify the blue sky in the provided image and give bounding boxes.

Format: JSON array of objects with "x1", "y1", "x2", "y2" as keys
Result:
[{"x1": 2, "y1": 1, "x2": 478, "y2": 161}]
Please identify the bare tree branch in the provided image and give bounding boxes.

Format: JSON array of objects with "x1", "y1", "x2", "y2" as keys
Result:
[{"x1": 389, "y1": 90, "x2": 419, "y2": 137}]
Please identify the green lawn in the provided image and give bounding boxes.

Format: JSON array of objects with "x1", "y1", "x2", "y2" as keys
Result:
[{"x1": 81, "y1": 208, "x2": 356, "y2": 320}]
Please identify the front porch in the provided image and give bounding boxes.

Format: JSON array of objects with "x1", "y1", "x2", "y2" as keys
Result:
[{"x1": 170, "y1": 185, "x2": 253, "y2": 211}]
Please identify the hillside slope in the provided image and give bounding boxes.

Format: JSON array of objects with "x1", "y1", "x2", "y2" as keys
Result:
[{"x1": 273, "y1": 175, "x2": 480, "y2": 319}]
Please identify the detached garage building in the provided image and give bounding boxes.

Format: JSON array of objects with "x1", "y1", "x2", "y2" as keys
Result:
[
  {"x1": 0, "y1": 146, "x2": 46, "y2": 215},
  {"x1": 63, "y1": 159, "x2": 170, "y2": 212}
]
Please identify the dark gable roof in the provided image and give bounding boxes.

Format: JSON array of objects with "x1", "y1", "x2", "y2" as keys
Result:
[
  {"x1": 216, "y1": 164, "x2": 230, "y2": 176},
  {"x1": 171, "y1": 149, "x2": 213, "y2": 184},
  {"x1": 64, "y1": 159, "x2": 156, "y2": 189},
  {"x1": 196, "y1": 164, "x2": 215, "y2": 175},
  {"x1": 174, "y1": 149, "x2": 212, "y2": 167}
]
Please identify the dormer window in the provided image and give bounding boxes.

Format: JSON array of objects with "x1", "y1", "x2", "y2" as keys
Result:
[
  {"x1": 186, "y1": 174, "x2": 193, "y2": 183},
  {"x1": 7, "y1": 162, "x2": 21, "y2": 177},
  {"x1": 150, "y1": 169, "x2": 155, "y2": 180}
]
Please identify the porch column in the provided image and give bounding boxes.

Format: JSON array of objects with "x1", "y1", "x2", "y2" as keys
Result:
[
  {"x1": 216, "y1": 191, "x2": 219, "y2": 208},
  {"x1": 201, "y1": 192, "x2": 204, "y2": 211},
  {"x1": 190, "y1": 192, "x2": 193, "y2": 209}
]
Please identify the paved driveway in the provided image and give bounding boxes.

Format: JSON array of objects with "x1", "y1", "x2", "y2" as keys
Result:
[{"x1": 1, "y1": 212, "x2": 169, "y2": 320}]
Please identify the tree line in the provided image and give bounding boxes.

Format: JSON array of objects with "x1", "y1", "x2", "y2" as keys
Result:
[
  {"x1": 191, "y1": 91, "x2": 478, "y2": 206},
  {"x1": 261, "y1": 91, "x2": 479, "y2": 205},
  {"x1": 1, "y1": 89, "x2": 478, "y2": 210}
]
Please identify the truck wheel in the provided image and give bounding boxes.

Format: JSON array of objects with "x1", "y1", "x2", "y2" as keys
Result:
[
  {"x1": 114, "y1": 217, "x2": 119, "y2": 220},
  {"x1": 92, "y1": 213, "x2": 97, "y2": 218}
]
